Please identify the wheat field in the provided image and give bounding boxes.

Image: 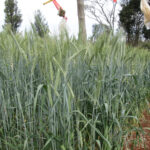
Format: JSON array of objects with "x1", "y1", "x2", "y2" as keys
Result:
[{"x1": 0, "y1": 29, "x2": 149, "y2": 150}]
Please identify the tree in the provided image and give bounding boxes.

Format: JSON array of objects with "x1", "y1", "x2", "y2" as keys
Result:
[
  {"x1": 85, "y1": 0, "x2": 118, "y2": 31},
  {"x1": 119, "y1": 0, "x2": 150, "y2": 45},
  {"x1": 142, "y1": 26, "x2": 150, "y2": 40},
  {"x1": 91, "y1": 23, "x2": 109, "y2": 41},
  {"x1": 32, "y1": 10, "x2": 49, "y2": 37},
  {"x1": 4, "y1": 0, "x2": 22, "y2": 33},
  {"x1": 77, "y1": 0, "x2": 87, "y2": 42},
  {"x1": 119, "y1": 0, "x2": 144, "y2": 44}
]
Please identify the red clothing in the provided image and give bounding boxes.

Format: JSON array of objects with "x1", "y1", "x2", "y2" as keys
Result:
[{"x1": 53, "y1": 0, "x2": 62, "y2": 10}]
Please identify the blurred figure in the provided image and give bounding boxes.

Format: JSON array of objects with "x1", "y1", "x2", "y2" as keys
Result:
[{"x1": 141, "y1": 0, "x2": 150, "y2": 29}]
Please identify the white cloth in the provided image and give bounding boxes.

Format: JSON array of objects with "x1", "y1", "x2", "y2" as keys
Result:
[{"x1": 141, "y1": 0, "x2": 150, "y2": 29}]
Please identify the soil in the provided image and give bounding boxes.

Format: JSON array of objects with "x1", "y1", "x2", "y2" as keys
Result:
[{"x1": 124, "y1": 109, "x2": 150, "y2": 150}]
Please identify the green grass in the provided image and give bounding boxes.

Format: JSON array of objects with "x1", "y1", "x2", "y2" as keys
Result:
[{"x1": 0, "y1": 29, "x2": 149, "y2": 150}]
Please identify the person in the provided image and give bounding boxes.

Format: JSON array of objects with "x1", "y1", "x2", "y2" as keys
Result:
[
  {"x1": 43, "y1": 0, "x2": 67, "y2": 20},
  {"x1": 58, "y1": 8, "x2": 66, "y2": 18},
  {"x1": 141, "y1": 0, "x2": 150, "y2": 29}
]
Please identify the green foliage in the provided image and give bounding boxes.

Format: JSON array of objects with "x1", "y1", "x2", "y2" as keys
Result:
[
  {"x1": 4, "y1": 0, "x2": 22, "y2": 33},
  {"x1": 0, "y1": 29, "x2": 149, "y2": 150},
  {"x1": 119, "y1": 0, "x2": 150, "y2": 44},
  {"x1": 138, "y1": 41, "x2": 150, "y2": 50},
  {"x1": 32, "y1": 10, "x2": 49, "y2": 37},
  {"x1": 142, "y1": 26, "x2": 150, "y2": 40},
  {"x1": 91, "y1": 23, "x2": 109, "y2": 41},
  {"x1": 119, "y1": 0, "x2": 143, "y2": 44}
]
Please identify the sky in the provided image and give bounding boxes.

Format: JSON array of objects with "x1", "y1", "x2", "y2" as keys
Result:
[{"x1": 0, "y1": 0, "x2": 95, "y2": 37}]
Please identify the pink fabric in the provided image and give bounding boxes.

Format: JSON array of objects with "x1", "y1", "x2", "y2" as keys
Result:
[
  {"x1": 52, "y1": 0, "x2": 67, "y2": 20},
  {"x1": 64, "y1": 16, "x2": 67, "y2": 20},
  {"x1": 53, "y1": 0, "x2": 62, "y2": 10}
]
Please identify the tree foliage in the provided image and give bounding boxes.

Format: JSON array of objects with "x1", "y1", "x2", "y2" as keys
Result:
[
  {"x1": 119, "y1": 0, "x2": 150, "y2": 44},
  {"x1": 4, "y1": 0, "x2": 22, "y2": 33},
  {"x1": 91, "y1": 23, "x2": 109, "y2": 41},
  {"x1": 143, "y1": 26, "x2": 150, "y2": 40},
  {"x1": 32, "y1": 10, "x2": 49, "y2": 37}
]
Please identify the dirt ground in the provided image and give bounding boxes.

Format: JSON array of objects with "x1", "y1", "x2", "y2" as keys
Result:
[{"x1": 124, "y1": 109, "x2": 150, "y2": 150}]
